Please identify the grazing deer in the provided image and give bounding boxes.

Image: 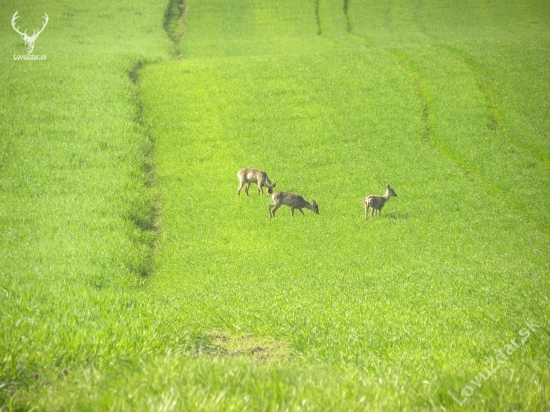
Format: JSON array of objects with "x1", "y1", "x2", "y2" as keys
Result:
[
  {"x1": 237, "y1": 168, "x2": 276, "y2": 196},
  {"x1": 364, "y1": 184, "x2": 397, "y2": 219},
  {"x1": 269, "y1": 192, "x2": 319, "y2": 218}
]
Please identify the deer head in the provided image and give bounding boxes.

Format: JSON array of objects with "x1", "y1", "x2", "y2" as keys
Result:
[{"x1": 11, "y1": 11, "x2": 49, "y2": 54}]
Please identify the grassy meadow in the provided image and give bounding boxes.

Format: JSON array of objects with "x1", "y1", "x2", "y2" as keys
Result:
[{"x1": 1, "y1": 0, "x2": 550, "y2": 410}]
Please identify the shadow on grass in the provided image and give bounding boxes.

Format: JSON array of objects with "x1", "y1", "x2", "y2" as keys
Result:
[{"x1": 383, "y1": 212, "x2": 410, "y2": 220}]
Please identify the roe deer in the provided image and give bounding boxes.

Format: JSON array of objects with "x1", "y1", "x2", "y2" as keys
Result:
[
  {"x1": 364, "y1": 184, "x2": 397, "y2": 219},
  {"x1": 269, "y1": 192, "x2": 319, "y2": 218},
  {"x1": 237, "y1": 168, "x2": 276, "y2": 196}
]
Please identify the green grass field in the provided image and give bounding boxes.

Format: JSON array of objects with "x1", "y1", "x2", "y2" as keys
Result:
[{"x1": 1, "y1": 0, "x2": 549, "y2": 410}]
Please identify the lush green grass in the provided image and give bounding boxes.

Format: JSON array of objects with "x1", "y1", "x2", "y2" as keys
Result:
[
  {"x1": 1, "y1": 0, "x2": 549, "y2": 410},
  {"x1": 0, "y1": 0, "x2": 175, "y2": 409},
  {"x1": 140, "y1": 0, "x2": 550, "y2": 410}
]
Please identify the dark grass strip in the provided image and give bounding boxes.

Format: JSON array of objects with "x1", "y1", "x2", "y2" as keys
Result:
[
  {"x1": 128, "y1": 60, "x2": 162, "y2": 278},
  {"x1": 315, "y1": 0, "x2": 322, "y2": 35},
  {"x1": 447, "y1": 46, "x2": 550, "y2": 171},
  {"x1": 343, "y1": 0, "x2": 352, "y2": 33},
  {"x1": 163, "y1": 0, "x2": 187, "y2": 54}
]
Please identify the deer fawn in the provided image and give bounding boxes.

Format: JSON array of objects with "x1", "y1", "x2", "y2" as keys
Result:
[
  {"x1": 364, "y1": 184, "x2": 397, "y2": 219},
  {"x1": 269, "y1": 192, "x2": 319, "y2": 218},
  {"x1": 237, "y1": 168, "x2": 276, "y2": 196}
]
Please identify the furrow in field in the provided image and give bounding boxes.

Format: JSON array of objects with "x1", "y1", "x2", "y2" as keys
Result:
[
  {"x1": 346, "y1": 1, "x2": 550, "y2": 234},
  {"x1": 343, "y1": 0, "x2": 352, "y2": 33},
  {"x1": 314, "y1": 0, "x2": 322, "y2": 35},
  {"x1": 163, "y1": 0, "x2": 187, "y2": 52},
  {"x1": 398, "y1": 47, "x2": 550, "y2": 234},
  {"x1": 447, "y1": 46, "x2": 550, "y2": 171},
  {"x1": 394, "y1": 53, "x2": 431, "y2": 144},
  {"x1": 392, "y1": 50, "x2": 523, "y2": 228},
  {"x1": 128, "y1": 60, "x2": 162, "y2": 278},
  {"x1": 137, "y1": 0, "x2": 550, "y2": 409},
  {"x1": 316, "y1": 0, "x2": 349, "y2": 39}
]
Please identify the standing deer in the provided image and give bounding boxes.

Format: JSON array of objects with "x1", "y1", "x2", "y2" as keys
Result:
[
  {"x1": 269, "y1": 192, "x2": 319, "y2": 218},
  {"x1": 364, "y1": 184, "x2": 397, "y2": 219},
  {"x1": 11, "y1": 11, "x2": 49, "y2": 54},
  {"x1": 237, "y1": 168, "x2": 276, "y2": 196}
]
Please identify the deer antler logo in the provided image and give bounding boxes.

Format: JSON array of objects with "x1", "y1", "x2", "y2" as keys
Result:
[{"x1": 11, "y1": 11, "x2": 49, "y2": 54}]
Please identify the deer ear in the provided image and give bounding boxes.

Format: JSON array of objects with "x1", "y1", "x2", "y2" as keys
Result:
[
  {"x1": 311, "y1": 200, "x2": 317, "y2": 205},
  {"x1": 387, "y1": 184, "x2": 391, "y2": 189},
  {"x1": 272, "y1": 182, "x2": 276, "y2": 188}
]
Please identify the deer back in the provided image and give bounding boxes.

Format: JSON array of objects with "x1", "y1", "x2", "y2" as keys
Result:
[
  {"x1": 239, "y1": 168, "x2": 273, "y2": 185},
  {"x1": 273, "y1": 192, "x2": 302, "y2": 206}
]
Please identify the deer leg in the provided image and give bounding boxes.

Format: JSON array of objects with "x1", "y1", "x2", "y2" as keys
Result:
[
  {"x1": 258, "y1": 184, "x2": 263, "y2": 195},
  {"x1": 269, "y1": 203, "x2": 281, "y2": 219},
  {"x1": 245, "y1": 183, "x2": 250, "y2": 196},
  {"x1": 298, "y1": 208, "x2": 305, "y2": 216},
  {"x1": 365, "y1": 204, "x2": 369, "y2": 219},
  {"x1": 237, "y1": 181, "x2": 244, "y2": 195}
]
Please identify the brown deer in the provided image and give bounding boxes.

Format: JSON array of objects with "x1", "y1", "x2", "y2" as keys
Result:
[
  {"x1": 269, "y1": 192, "x2": 319, "y2": 218},
  {"x1": 237, "y1": 168, "x2": 276, "y2": 196},
  {"x1": 364, "y1": 184, "x2": 397, "y2": 219}
]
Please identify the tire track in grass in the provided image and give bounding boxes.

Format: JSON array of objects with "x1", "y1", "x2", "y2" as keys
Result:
[
  {"x1": 124, "y1": 0, "x2": 187, "y2": 278},
  {"x1": 446, "y1": 46, "x2": 550, "y2": 171},
  {"x1": 409, "y1": 0, "x2": 550, "y2": 233},
  {"x1": 338, "y1": 1, "x2": 490, "y2": 194},
  {"x1": 317, "y1": 0, "x2": 365, "y2": 43},
  {"x1": 314, "y1": 0, "x2": 322, "y2": 35},
  {"x1": 394, "y1": 50, "x2": 501, "y2": 193},
  {"x1": 316, "y1": 0, "x2": 371, "y2": 47},
  {"x1": 440, "y1": 47, "x2": 550, "y2": 234},
  {"x1": 393, "y1": 53, "x2": 430, "y2": 143},
  {"x1": 343, "y1": 0, "x2": 352, "y2": 33},
  {"x1": 397, "y1": 47, "x2": 550, "y2": 235},
  {"x1": 343, "y1": 0, "x2": 549, "y2": 234},
  {"x1": 128, "y1": 60, "x2": 162, "y2": 278},
  {"x1": 129, "y1": 0, "x2": 189, "y2": 279},
  {"x1": 163, "y1": 0, "x2": 187, "y2": 57}
]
